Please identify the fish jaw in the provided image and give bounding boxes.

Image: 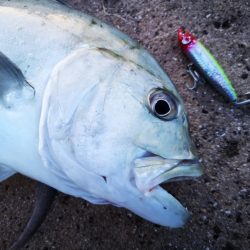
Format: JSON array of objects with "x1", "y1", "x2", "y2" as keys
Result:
[
  {"x1": 127, "y1": 155, "x2": 203, "y2": 227},
  {"x1": 115, "y1": 184, "x2": 189, "y2": 228},
  {"x1": 139, "y1": 186, "x2": 190, "y2": 228}
]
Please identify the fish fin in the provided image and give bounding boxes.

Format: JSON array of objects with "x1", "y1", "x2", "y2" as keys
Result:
[
  {"x1": 0, "y1": 164, "x2": 15, "y2": 182},
  {"x1": 0, "y1": 52, "x2": 34, "y2": 107},
  {"x1": 9, "y1": 182, "x2": 57, "y2": 250}
]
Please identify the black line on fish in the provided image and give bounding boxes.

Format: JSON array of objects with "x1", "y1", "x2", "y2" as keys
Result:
[
  {"x1": 90, "y1": 19, "x2": 97, "y2": 25},
  {"x1": 97, "y1": 47, "x2": 125, "y2": 60},
  {"x1": 102, "y1": 176, "x2": 107, "y2": 183},
  {"x1": 129, "y1": 44, "x2": 142, "y2": 50},
  {"x1": 0, "y1": 51, "x2": 34, "y2": 98},
  {"x1": 55, "y1": 0, "x2": 73, "y2": 8},
  {"x1": 9, "y1": 182, "x2": 57, "y2": 250},
  {"x1": 96, "y1": 47, "x2": 157, "y2": 78}
]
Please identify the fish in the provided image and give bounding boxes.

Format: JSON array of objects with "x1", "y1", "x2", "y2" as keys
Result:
[
  {"x1": 178, "y1": 27, "x2": 250, "y2": 106},
  {"x1": 0, "y1": 0, "x2": 203, "y2": 248}
]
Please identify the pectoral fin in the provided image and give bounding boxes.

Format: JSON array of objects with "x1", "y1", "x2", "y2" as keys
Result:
[
  {"x1": 0, "y1": 52, "x2": 34, "y2": 108},
  {"x1": 9, "y1": 182, "x2": 57, "y2": 250}
]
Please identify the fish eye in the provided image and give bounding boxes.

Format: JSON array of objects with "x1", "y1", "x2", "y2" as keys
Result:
[{"x1": 148, "y1": 89, "x2": 178, "y2": 120}]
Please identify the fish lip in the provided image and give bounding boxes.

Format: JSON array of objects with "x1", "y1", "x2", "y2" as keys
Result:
[
  {"x1": 133, "y1": 153, "x2": 203, "y2": 193},
  {"x1": 132, "y1": 153, "x2": 202, "y2": 227}
]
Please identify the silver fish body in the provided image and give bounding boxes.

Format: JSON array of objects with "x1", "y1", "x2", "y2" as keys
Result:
[{"x1": 0, "y1": 0, "x2": 202, "y2": 229}]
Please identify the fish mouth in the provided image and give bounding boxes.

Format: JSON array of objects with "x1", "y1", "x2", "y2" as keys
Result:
[
  {"x1": 134, "y1": 154, "x2": 203, "y2": 193},
  {"x1": 133, "y1": 152, "x2": 203, "y2": 226}
]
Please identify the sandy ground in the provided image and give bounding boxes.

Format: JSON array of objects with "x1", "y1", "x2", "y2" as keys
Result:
[{"x1": 0, "y1": 0, "x2": 249, "y2": 249}]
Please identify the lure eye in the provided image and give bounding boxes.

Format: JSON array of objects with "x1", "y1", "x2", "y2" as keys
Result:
[
  {"x1": 148, "y1": 89, "x2": 178, "y2": 120},
  {"x1": 182, "y1": 35, "x2": 191, "y2": 45}
]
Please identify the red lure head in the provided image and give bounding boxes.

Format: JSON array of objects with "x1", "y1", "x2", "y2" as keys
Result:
[{"x1": 178, "y1": 27, "x2": 197, "y2": 51}]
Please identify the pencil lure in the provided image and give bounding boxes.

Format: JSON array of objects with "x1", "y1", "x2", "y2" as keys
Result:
[{"x1": 178, "y1": 27, "x2": 250, "y2": 106}]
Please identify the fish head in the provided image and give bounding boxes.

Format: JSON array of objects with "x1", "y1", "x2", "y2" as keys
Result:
[
  {"x1": 178, "y1": 27, "x2": 197, "y2": 51},
  {"x1": 98, "y1": 64, "x2": 202, "y2": 228},
  {"x1": 41, "y1": 47, "x2": 203, "y2": 228}
]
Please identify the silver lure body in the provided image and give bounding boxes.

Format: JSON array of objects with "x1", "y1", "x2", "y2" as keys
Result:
[{"x1": 0, "y1": 0, "x2": 202, "y2": 228}]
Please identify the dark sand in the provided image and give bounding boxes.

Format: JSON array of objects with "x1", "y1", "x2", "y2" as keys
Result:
[{"x1": 0, "y1": 0, "x2": 249, "y2": 249}]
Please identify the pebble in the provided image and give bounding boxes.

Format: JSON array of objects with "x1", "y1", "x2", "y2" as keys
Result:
[
  {"x1": 127, "y1": 212, "x2": 133, "y2": 218},
  {"x1": 213, "y1": 202, "x2": 218, "y2": 208},
  {"x1": 200, "y1": 208, "x2": 207, "y2": 213},
  {"x1": 239, "y1": 188, "x2": 247, "y2": 193},
  {"x1": 202, "y1": 215, "x2": 208, "y2": 222},
  {"x1": 225, "y1": 210, "x2": 232, "y2": 216}
]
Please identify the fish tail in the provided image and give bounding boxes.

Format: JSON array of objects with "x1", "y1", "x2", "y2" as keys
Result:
[{"x1": 9, "y1": 182, "x2": 57, "y2": 250}]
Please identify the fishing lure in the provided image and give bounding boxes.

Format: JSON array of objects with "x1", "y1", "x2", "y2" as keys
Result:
[{"x1": 178, "y1": 27, "x2": 250, "y2": 106}]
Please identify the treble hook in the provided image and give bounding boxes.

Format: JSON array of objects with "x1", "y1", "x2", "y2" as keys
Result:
[{"x1": 186, "y1": 64, "x2": 205, "y2": 90}]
